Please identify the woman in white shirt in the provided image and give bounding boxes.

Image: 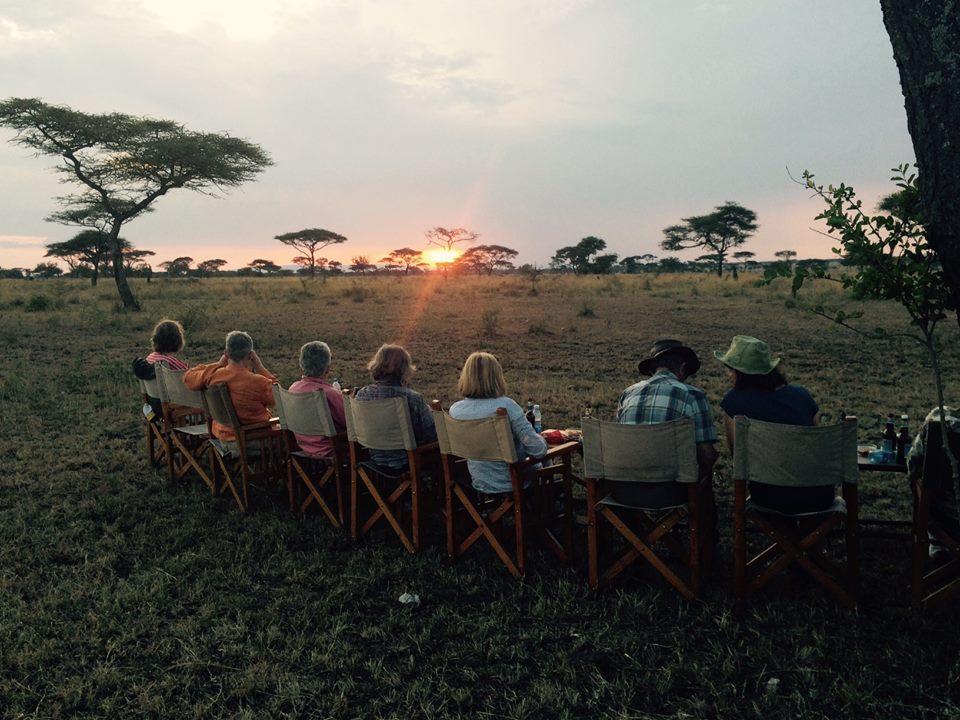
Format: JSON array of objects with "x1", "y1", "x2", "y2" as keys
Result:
[{"x1": 448, "y1": 351, "x2": 548, "y2": 494}]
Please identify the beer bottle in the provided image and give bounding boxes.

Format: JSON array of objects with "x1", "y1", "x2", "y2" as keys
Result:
[
  {"x1": 896, "y1": 415, "x2": 911, "y2": 464},
  {"x1": 882, "y1": 415, "x2": 897, "y2": 459},
  {"x1": 533, "y1": 404, "x2": 542, "y2": 433},
  {"x1": 526, "y1": 400, "x2": 536, "y2": 428}
]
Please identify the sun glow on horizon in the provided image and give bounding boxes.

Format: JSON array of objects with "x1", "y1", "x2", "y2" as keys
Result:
[{"x1": 422, "y1": 247, "x2": 462, "y2": 266}]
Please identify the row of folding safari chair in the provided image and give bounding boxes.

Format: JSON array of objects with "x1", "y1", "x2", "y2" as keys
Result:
[
  {"x1": 139, "y1": 365, "x2": 285, "y2": 511},
  {"x1": 139, "y1": 377, "x2": 959, "y2": 611}
]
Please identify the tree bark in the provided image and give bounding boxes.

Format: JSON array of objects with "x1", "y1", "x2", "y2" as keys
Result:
[
  {"x1": 109, "y1": 221, "x2": 140, "y2": 310},
  {"x1": 880, "y1": 1, "x2": 960, "y2": 328}
]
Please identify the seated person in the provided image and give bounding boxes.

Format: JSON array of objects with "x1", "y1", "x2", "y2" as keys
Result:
[
  {"x1": 616, "y1": 339, "x2": 718, "y2": 507},
  {"x1": 288, "y1": 341, "x2": 346, "y2": 459},
  {"x1": 908, "y1": 406, "x2": 960, "y2": 543},
  {"x1": 716, "y1": 335, "x2": 832, "y2": 514},
  {"x1": 132, "y1": 318, "x2": 188, "y2": 415},
  {"x1": 146, "y1": 319, "x2": 189, "y2": 370},
  {"x1": 354, "y1": 344, "x2": 437, "y2": 471},
  {"x1": 184, "y1": 330, "x2": 277, "y2": 441},
  {"x1": 449, "y1": 351, "x2": 548, "y2": 495}
]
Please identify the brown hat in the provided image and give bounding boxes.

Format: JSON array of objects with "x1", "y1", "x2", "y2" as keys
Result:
[{"x1": 637, "y1": 339, "x2": 702, "y2": 377}]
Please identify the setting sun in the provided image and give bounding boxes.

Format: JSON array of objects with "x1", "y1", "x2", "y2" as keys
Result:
[{"x1": 422, "y1": 248, "x2": 462, "y2": 266}]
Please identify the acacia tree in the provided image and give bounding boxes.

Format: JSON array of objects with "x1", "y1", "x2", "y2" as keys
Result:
[
  {"x1": 159, "y1": 256, "x2": 193, "y2": 277},
  {"x1": 880, "y1": 4, "x2": 960, "y2": 328},
  {"x1": 123, "y1": 248, "x2": 155, "y2": 278},
  {"x1": 293, "y1": 256, "x2": 328, "y2": 275},
  {"x1": 774, "y1": 249, "x2": 797, "y2": 269},
  {"x1": 456, "y1": 245, "x2": 519, "y2": 275},
  {"x1": 197, "y1": 258, "x2": 228, "y2": 276},
  {"x1": 620, "y1": 254, "x2": 657, "y2": 273},
  {"x1": 349, "y1": 256, "x2": 376, "y2": 274},
  {"x1": 551, "y1": 237, "x2": 611, "y2": 274},
  {"x1": 0, "y1": 98, "x2": 272, "y2": 310},
  {"x1": 425, "y1": 226, "x2": 478, "y2": 254},
  {"x1": 274, "y1": 228, "x2": 347, "y2": 280},
  {"x1": 32, "y1": 262, "x2": 63, "y2": 278},
  {"x1": 380, "y1": 248, "x2": 427, "y2": 275},
  {"x1": 247, "y1": 258, "x2": 281, "y2": 275},
  {"x1": 661, "y1": 202, "x2": 758, "y2": 277},
  {"x1": 44, "y1": 229, "x2": 124, "y2": 285},
  {"x1": 771, "y1": 164, "x2": 958, "y2": 496}
]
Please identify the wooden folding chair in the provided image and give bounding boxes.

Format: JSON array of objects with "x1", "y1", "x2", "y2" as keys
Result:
[
  {"x1": 138, "y1": 376, "x2": 168, "y2": 467},
  {"x1": 272, "y1": 384, "x2": 348, "y2": 526},
  {"x1": 911, "y1": 420, "x2": 960, "y2": 609},
  {"x1": 582, "y1": 416, "x2": 714, "y2": 598},
  {"x1": 344, "y1": 395, "x2": 439, "y2": 554},
  {"x1": 203, "y1": 383, "x2": 283, "y2": 513},
  {"x1": 733, "y1": 416, "x2": 860, "y2": 609},
  {"x1": 432, "y1": 405, "x2": 577, "y2": 578},
  {"x1": 154, "y1": 364, "x2": 215, "y2": 492}
]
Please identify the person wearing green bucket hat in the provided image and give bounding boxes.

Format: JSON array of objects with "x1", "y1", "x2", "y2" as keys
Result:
[{"x1": 715, "y1": 335, "x2": 833, "y2": 514}]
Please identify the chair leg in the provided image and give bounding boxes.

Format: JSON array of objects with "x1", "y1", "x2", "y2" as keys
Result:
[
  {"x1": 734, "y1": 481, "x2": 747, "y2": 602},
  {"x1": 912, "y1": 483, "x2": 929, "y2": 609},
  {"x1": 513, "y1": 485, "x2": 526, "y2": 576},
  {"x1": 586, "y1": 481, "x2": 600, "y2": 590}
]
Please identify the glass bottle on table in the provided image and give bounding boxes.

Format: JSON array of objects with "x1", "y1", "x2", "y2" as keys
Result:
[
  {"x1": 533, "y1": 404, "x2": 542, "y2": 433},
  {"x1": 897, "y1": 415, "x2": 911, "y2": 464},
  {"x1": 882, "y1": 415, "x2": 897, "y2": 461},
  {"x1": 526, "y1": 400, "x2": 536, "y2": 428}
]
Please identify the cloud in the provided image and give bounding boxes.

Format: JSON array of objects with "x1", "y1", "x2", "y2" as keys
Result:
[
  {"x1": 388, "y1": 49, "x2": 516, "y2": 114},
  {"x1": 0, "y1": 17, "x2": 58, "y2": 44},
  {"x1": 0, "y1": 236, "x2": 47, "y2": 248}
]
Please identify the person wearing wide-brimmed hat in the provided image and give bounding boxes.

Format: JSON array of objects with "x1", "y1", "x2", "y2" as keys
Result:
[
  {"x1": 716, "y1": 335, "x2": 831, "y2": 513},
  {"x1": 617, "y1": 339, "x2": 719, "y2": 503}
]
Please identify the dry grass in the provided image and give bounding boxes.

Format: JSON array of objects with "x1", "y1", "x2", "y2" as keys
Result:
[{"x1": 1, "y1": 272, "x2": 959, "y2": 719}]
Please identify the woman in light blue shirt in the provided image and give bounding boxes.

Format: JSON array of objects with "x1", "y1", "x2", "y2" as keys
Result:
[{"x1": 449, "y1": 351, "x2": 548, "y2": 494}]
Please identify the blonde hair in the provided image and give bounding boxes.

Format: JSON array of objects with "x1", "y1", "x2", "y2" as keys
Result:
[
  {"x1": 458, "y1": 351, "x2": 507, "y2": 399},
  {"x1": 367, "y1": 344, "x2": 415, "y2": 384}
]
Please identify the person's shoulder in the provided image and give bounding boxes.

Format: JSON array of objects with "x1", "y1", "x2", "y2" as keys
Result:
[
  {"x1": 620, "y1": 380, "x2": 645, "y2": 397},
  {"x1": 682, "y1": 382, "x2": 710, "y2": 401}
]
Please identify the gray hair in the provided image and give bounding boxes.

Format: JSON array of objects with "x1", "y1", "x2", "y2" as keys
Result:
[
  {"x1": 299, "y1": 341, "x2": 331, "y2": 377},
  {"x1": 225, "y1": 330, "x2": 254, "y2": 362}
]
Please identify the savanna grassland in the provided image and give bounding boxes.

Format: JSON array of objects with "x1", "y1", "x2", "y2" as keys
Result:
[{"x1": 1, "y1": 272, "x2": 959, "y2": 720}]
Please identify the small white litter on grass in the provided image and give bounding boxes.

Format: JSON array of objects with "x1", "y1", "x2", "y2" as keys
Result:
[
  {"x1": 398, "y1": 592, "x2": 420, "y2": 606},
  {"x1": 765, "y1": 677, "x2": 780, "y2": 695}
]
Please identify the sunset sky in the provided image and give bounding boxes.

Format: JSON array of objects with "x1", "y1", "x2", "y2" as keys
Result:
[{"x1": 0, "y1": 0, "x2": 914, "y2": 270}]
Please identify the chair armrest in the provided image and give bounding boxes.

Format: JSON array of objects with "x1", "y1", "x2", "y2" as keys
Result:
[
  {"x1": 412, "y1": 441, "x2": 440, "y2": 457},
  {"x1": 515, "y1": 441, "x2": 580, "y2": 470}
]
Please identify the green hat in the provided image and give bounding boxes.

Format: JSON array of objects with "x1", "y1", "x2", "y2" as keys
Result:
[{"x1": 714, "y1": 335, "x2": 781, "y2": 375}]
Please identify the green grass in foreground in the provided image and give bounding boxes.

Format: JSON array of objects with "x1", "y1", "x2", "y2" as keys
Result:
[{"x1": 1, "y1": 274, "x2": 959, "y2": 719}]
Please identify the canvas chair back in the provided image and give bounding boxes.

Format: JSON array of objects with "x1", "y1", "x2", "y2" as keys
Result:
[
  {"x1": 733, "y1": 416, "x2": 858, "y2": 487},
  {"x1": 155, "y1": 364, "x2": 205, "y2": 411},
  {"x1": 433, "y1": 410, "x2": 519, "y2": 464},
  {"x1": 582, "y1": 416, "x2": 698, "y2": 483},
  {"x1": 343, "y1": 396, "x2": 416, "y2": 451},
  {"x1": 139, "y1": 375, "x2": 162, "y2": 400},
  {"x1": 272, "y1": 385, "x2": 337, "y2": 438},
  {"x1": 203, "y1": 384, "x2": 242, "y2": 431},
  {"x1": 921, "y1": 420, "x2": 960, "y2": 491}
]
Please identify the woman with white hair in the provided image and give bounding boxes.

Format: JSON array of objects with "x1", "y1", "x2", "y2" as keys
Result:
[
  {"x1": 288, "y1": 341, "x2": 346, "y2": 458},
  {"x1": 184, "y1": 330, "x2": 277, "y2": 441}
]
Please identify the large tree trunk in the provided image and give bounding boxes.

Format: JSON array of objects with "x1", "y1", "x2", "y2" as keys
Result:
[
  {"x1": 90, "y1": 256, "x2": 99, "y2": 287},
  {"x1": 880, "y1": 1, "x2": 960, "y2": 328},
  {"x1": 109, "y1": 222, "x2": 140, "y2": 310}
]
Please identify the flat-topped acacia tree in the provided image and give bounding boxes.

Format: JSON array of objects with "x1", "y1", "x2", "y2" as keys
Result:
[
  {"x1": 274, "y1": 228, "x2": 347, "y2": 280},
  {"x1": 0, "y1": 98, "x2": 272, "y2": 310},
  {"x1": 661, "y1": 202, "x2": 758, "y2": 277}
]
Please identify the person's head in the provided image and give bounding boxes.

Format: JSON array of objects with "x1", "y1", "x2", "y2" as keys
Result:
[
  {"x1": 151, "y1": 319, "x2": 185, "y2": 354},
  {"x1": 637, "y1": 339, "x2": 701, "y2": 382},
  {"x1": 714, "y1": 335, "x2": 786, "y2": 392},
  {"x1": 224, "y1": 330, "x2": 255, "y2": 366},
  {"x1": 458, "y1": 351, "x2": 507, "y2": 399},
  {"x1": 299, "y1": 341, "x2": 332, "y2": 378},
  {"x1": 367, "y1": 343, "x2": 414, "y2": 385}
]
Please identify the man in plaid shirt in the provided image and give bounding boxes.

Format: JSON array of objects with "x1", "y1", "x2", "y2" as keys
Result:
[{"x1": 617, "y1": 339, "x2": 718, "y2": 480}]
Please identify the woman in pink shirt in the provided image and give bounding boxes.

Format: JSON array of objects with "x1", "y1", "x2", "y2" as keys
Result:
[
  {"x1": 146, "y1": 319, "x2": 189, "y2": 370},
  {"x1": 288, "y1": 341, "x2": 346, "y2": 458}
]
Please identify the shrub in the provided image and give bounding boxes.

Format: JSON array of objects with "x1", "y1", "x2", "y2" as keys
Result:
[
  {"x1": 527, "y1": 321, "x2": 553, "y2": 336},
  {"x1": 342, "y1": 284, "x2": 373, "y2": 303},
  {"x1": 480, "y1": 309, "x2": 500, "y2": 338},
  {"x1": 178, "y1": 303, "x2": 209, "y2": 333},
  {"x1": 578, "y1": 302, "x2": 596, "y2": 318},
  {"x1": 25, "y1": 294, "x2": 52, "y2": 312}
]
